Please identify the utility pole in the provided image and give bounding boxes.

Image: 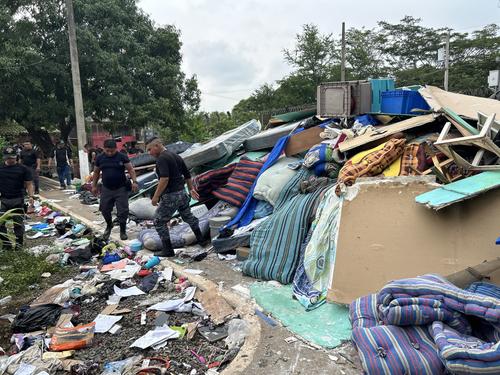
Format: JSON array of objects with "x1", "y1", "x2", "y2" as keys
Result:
[
  {"x1": 444, "y1": 29, "x2": 450, "y2": 91},
  {"x1": 341, "y1": 22, "x2": 346, "y2": 81},
  {"x1": 66, "y1": 0, "x2": 89, "y2": 179}
]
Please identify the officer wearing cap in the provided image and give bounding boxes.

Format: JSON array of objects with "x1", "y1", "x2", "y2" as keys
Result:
[{"x1": 0, "y1": 147, "x2": 34, "y2": 250}]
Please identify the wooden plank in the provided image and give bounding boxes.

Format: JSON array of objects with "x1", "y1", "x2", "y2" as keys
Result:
[
  {"x1": 443, "y1": 108, "x2": 479, "y2": 135},
  {"x1": 338, "y1": 114, "x2": 436, "y2": 153},
  {"x1": 285, "y1": 126, "x2": 324, "y2": 156},
  {"x1": 415, "y1": 171, "x2": 500, "y2": 210},
  {"x1": 195, "y1": 287, "x2": 235, "y2": 325}
]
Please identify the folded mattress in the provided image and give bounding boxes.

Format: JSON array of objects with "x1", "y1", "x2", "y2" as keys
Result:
[
  {"x1": 180, "y1": 119, "x2": 261, "y2": 169},
  {"x1": 243, "y1": 121, "x2": 299, "y2": 151}
]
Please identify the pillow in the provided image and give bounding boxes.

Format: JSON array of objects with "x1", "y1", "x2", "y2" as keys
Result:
[
  {"x1": 253, "y1": 157, "x2": 299, "y2": 206},
  {"x1": 212, "y1": 157, "x2": 264, "y2": 207}
]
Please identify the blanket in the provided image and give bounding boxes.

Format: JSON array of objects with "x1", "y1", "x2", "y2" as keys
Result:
[
  {"x1": 351, "y1": 275, "x2": 500, "y2": 375},
  {"x1": 243, "y1": 168, "x2": 323, "y2": 284}
]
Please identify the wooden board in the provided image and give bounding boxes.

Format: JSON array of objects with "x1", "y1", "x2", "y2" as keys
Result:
[
  {"x1": 328, "y1": 178, "x2": 500, "y2": 305},
  {"x1": 338, "y1": 114, "x2": 437, "y2": 152},
  {"x1": 416, "y1": 171, "x2": 500, "y2": 210},
  {"x1": 285, "y1": 126, "x2": 324, "y2": 156},
  {"x1": 196, "y1": 287, "x2": 235, "y2": 325},
  {"x1": 419, "y1": 86, "x2": 500, "y2": 120}
]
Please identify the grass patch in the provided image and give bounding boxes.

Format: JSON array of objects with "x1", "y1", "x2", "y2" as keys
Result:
[{"x1": 0, "y1": 250, "x2": 67, "y2": 298}]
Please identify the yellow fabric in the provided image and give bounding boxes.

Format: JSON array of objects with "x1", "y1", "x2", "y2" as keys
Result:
[
  {"x1": 382, "y1": 156, "x2": 402, "y2": 176},
  {"x1": 350, "y1": 142, "x2": 387, "y2": 164},
  {"x1": 349, "y1": 141, "x2": 402, "y2": 177}
]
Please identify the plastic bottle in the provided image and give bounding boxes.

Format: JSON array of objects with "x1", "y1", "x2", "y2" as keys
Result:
[{"x1": 144, "y1": 256, "x2": 160, "y2": 269}]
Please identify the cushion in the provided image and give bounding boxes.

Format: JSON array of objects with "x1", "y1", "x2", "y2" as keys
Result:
[
  {"x1": 212, "y1": 157, "x2": 264, "y2": 207},
  {"x1": 253, "y1": 157, "x2": 300, "y2": 206}
]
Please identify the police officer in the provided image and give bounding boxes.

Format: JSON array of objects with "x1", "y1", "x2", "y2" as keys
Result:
[
  {"x1": 20, "y1": 141, "x2": 41, "y2": 194},
  {"x1": 0, "y1": 147, "x2": 34, "y2": 250},
  {"x1": 146, "y1": 137, "x2": 206, "y2": 257},
  {"x1": 92, "y1": 139, "x2": 138, "y2": 240}
]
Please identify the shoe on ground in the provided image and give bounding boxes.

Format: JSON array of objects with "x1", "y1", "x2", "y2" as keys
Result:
[
  {"x1": 120, "y1": 232, "x2": 128, "y2": 241},
  {"x1": 103, "y1": 226, "x2": 112, "y2": 240},
  {"x1": 60, "y1": 185, "x2": 66, "y2": 190}
]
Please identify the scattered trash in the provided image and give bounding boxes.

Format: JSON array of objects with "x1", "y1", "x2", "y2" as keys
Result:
[
  {"x1": 41, "y1": 272, "x2": 52, "y2": 278},
  {"x1": 285, "y1": 336, "x2": 298, "y2": 344},
  {"x1": 183, "y1": 269, "x2": 204, "y2": 275},
  {"x1": 224, "y1": 319, "x2": 249, "y2": 350}
]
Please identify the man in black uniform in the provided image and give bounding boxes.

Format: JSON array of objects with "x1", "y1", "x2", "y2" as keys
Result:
[
  {"x1": 49, "y1": 141, "x2": 73, "y2": 189},
  {"x1": 146, "y1": 138, "x2": 206, "y2": 257},
  {"x1": 20, "y1": 141, "x2": 41, "y2": 194},
  {"x1": 0, "y1": 147, "x2": 34, "y2": 250},
  {"x1": 92, "y1": 139, "x2": 139, "y2": 240}
]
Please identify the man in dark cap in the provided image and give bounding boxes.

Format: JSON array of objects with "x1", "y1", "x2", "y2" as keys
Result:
[
  {"x1": 146, "y1": 137, "x2": 207, "y2": 257},
  {"x1": 92, "y1": 139, "x2": 138, "y2": 240},
  {"x1": 20, "y1": 141, "x2": 41, "y2": 194},
  {"x1": 0, "y1": 147, "x2": 34, "y2": 250}
]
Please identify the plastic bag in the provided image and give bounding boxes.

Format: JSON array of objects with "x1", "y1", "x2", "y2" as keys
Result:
[
  {"x1": 101, "y1": 355, "x2": 142, "y2": 375},
  {"x1": 224, "y1": 319, "x2": 249, "y2": 349},
  {"x1": 50, "y1": 322, "x2": 95, "y2": 351},
  {"x1": 12, "y1": 304, "x2": 63, "y2": 333},
  {"x1": 129, "y1": 198, "x2": 157, "y2": 220}
]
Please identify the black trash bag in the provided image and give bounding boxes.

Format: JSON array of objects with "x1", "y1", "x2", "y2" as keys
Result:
[
  {"x1": 68, "y1": 246, "x2": 93, "y2": 264},
  {"x1": 12, "y1": 304, "x2": 63, "y2": 333}
]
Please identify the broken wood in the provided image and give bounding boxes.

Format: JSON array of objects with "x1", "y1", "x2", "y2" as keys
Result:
[
  {"x1": 196, "y1": 287, "x2": 235, "y2": 325},
  {"x1": 338, "y1": 114, "x2": 437, "y2": 153},
  {"x1": 446, "y1": 258, "x2": 500, "y2": 289}
]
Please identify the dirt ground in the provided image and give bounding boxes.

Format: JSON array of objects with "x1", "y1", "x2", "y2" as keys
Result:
[{"x1": 7, "y1": 177, "x2": 364, "y2": 375}]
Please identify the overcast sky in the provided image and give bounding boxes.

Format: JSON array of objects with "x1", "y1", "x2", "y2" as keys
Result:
[{"x1": 138, "y1": 0, "x2": 500, "y2": 112}]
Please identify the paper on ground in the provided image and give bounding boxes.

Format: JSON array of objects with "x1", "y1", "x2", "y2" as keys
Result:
[
  {"x1": 183, "y1": 286, "x2": 196, "y2": 302},
  {"x1": 93, "y1": 314, "x2": 123, "y2": 333},
  {"x1": 130, "y1": 326, "x2": 180, "y2": 349},
  {"x1": 147, "y1": 298, "x2": 185, "y2": 312},
  {"x1": 107, "y1": 262, "x2": 141, "y2": 281},
  {"x1": 113, "y1": 285, "x2": 145, "y2": 297},
  {"x1": 161, "y1": 268, "x2": 173, "y2": 281}
]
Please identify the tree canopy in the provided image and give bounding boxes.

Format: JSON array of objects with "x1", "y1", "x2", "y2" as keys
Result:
[
  {"x1": 234, "y1": 17, "x2": 500, "y2": 124},
  {"x1": 0, "y1": 0, "x2": 200, "y2": 154}
]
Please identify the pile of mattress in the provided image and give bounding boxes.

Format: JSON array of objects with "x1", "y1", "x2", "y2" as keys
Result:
[{"x1": 180, "y1": 119, "x2": 261, "y2": 169}]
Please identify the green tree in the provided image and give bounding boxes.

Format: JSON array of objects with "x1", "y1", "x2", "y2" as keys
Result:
[{"x1": 0, "y1": 0, "x2": 199, "y2": 154}]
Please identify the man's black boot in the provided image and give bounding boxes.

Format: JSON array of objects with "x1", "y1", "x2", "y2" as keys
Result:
[
  {"x1": 159, "y1": 238, "x2": 175, "y2": 257},
  {"x1": 103, "y1": 221, "x2": 113, "y2": 240},
  {"x1": 119, "y1": 222, "x2": 128, "y2": 240},
  {"x1": 192, "y1": 227, "x2": 210, "y2": 247}
]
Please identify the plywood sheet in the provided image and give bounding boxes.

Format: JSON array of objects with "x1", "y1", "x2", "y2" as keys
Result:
[
  {"x1": 338, "y1": 114, "x2": 437, "y2": 152},
  {"x1": 285, "y1": 126, "x2": 324, "y2": 156},
  {"x1": 419, "y1": 86, "x2": 500, "y2": 120},
  {"x1": 416, "y1": 171, "x2": 500, "y2": 209},
  {"x1": 328, "y1": 178, "x2": 500, "y2": 304}
]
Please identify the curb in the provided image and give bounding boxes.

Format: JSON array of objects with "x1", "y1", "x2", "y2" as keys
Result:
[{"x1": 38, "y1": 193, "x2": 261, "y2": 374}]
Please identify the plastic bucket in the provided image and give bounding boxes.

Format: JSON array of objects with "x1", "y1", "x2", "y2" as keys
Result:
[{"x1": 209, "y1": 216, "x2": 232, "y2": 239}]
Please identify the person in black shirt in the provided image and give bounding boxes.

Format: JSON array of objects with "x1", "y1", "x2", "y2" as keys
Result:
[
  {"x1": 20, "y1": 141, "x2": 41, "y2": 194},
  {"x1": 146, "y1": 138, "x2": 206, "y2": 257},
  {"x1": 48, "y1": 141, "x2": 73, "y2": 189},
  {"x1": 0, "y1": 147, "x2": 34, "y2": 250},
  {"x1": 84, "y1": 143, "x2": 97, "y2": 171},
  {"x1": 127, "y1": 141, "x2": 144, "y2": 155},
  {"x1": 92, "y1": 139, "x2": 138, "y2": 240}
]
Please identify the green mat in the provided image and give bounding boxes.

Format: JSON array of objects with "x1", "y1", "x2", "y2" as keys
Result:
[{"x1": 250, "y1": 283, "x2": 351, "y2": 348}]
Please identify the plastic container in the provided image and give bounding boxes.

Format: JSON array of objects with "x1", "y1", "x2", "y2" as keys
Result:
[
  {"x1": 381, "y1": 90, "x2": 430, "y2": 114},
  {"x1": 144, "y1": 256, "x2": 160, "y2": 269},
  {"x1": 209, "y1": 216, "x2": 232, "y2": 239},
  {"x1": 369, "y1": 78, "x2": 395, "y2": 112}
]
